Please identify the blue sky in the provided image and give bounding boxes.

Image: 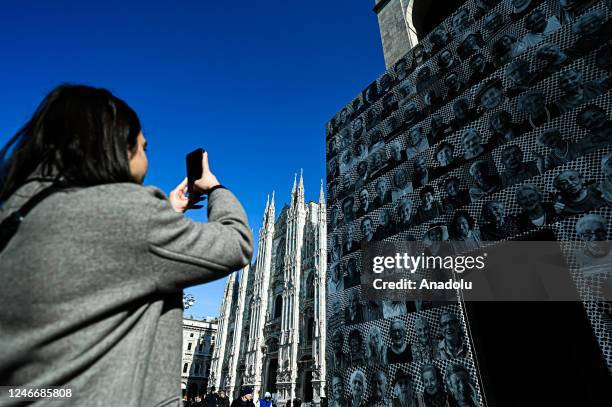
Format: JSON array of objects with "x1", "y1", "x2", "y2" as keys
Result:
[{"x1": 0, "y1": 0, "x2": 385, "y2": 318}]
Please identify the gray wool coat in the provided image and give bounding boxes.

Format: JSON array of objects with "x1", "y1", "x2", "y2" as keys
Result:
[{"x1": 0, "y1": 180, "x2": 253, "y2": 406}]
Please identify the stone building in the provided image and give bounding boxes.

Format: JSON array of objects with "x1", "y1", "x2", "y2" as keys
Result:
[
  {"x1": 181, "y1": 317, "x2": 218, "y2": 400},
  {"x1": 210, "y1": 174, "x2": 327, "y2": 405}
]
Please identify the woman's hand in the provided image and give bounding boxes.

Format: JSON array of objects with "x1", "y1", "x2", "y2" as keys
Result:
[
  {"x1": 194, "y1": 151, "x2": 220, "y2": 192},
  {"x1": 169, "y1": 178, "x2": 202, "y2": 213},
  {"x1": 169, "y1": 152, "x2": 220, "y2": 213}
]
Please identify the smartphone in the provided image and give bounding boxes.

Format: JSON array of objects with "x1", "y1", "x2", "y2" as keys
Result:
[{"x1": 186, "y1": 148, "x2": 205, "y2": 195}]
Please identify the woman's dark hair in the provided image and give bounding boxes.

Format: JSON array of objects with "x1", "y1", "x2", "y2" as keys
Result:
[
  {"x1": 0, "y1": 84, "x2": 142, "y2": 202},
  {"x1": 451, "y1": 210, "x2": 476, "y2": 234}
]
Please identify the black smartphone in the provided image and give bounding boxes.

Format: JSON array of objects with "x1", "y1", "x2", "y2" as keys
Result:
[{"x1": 186, "y1": 148, "x2": 205, "y2": 195}]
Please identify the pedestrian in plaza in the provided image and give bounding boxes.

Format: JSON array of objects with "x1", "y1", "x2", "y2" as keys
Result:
[
  {"x1": 260, "y1": 392, "x2": 274, "y2": 407},
  {"x1": 232, "y1": 387, "x2": 256, "y2": 407},
  {"x1": 0, "y1": 85, "x2": 254, "y2": 406},
  {"x1": 219, "y1": 390, "x2": 230, "y2": 407},
  {"x1": 205, "y1": 386, "x2": 220, "y2": 407}
]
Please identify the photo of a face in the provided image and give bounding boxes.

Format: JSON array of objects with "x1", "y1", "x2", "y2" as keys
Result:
[
  {"x1": 478, "y1": 82, "x2": 505, "y2": 110},
  {"x1": 395, "y1": 58, "x2": 409, "y2": 81}
]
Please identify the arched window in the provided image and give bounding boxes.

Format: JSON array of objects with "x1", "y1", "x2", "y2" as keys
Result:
[
  {"x1": 274, "y1": 295, "x2": 283, "y2": 319},
  {"x1": 183, "y1": 363, "x2": 189, "y2": 374}
]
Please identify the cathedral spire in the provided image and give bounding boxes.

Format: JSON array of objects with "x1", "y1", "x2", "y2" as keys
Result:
[
  {"x1": 269, "y1": 190, "x2": 275, "y2": 220},
  {"x1": 319, "y1": 179, "x2": 325, "y2": 204},
  {"x1": 297, "y1": 169, "x2": 304, "y2": 206},
  {"x1": 263, "y1": 194, "x2": 270, "y2": 222}
]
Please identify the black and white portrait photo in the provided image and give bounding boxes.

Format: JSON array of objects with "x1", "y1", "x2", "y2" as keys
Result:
[
  {"x1": 488, "y1": 110, "x2": 524, "y2": 145},
  {"x1": 505, "y1": 58, "x2": 536, "y2": 97},
  {"x1": 499, "y1": 144, "x2": 541, "y2": 188},
  {"x1": 387, "y1": 319, "x2": 413, "y2": 364},
  {"x1": 356, "y1": 188, "x2": 374, "y2": 218},
  {"x1": 417, "y1": 364, "x2": 449, "y2": 407},
  {"x1": 449, "y1": 210, "x2": 482, "y2": 252},
  {"x1": 442, "y1": 176, "x2": 471, "y2": 213},
  {"x1": 365, "y1": 326, "x2": 387, "y2": 366},
  {"x1": 368, "y1": 370, "x2": 391, "y2": 407},
  {"x1": 519, "y1": 91, "x2": 558, "y2": 129},
  {"x1": 437, "y1": 311, "x2": 468, "y2": 360},
  {"x1": 361, "y1": 216, "x2": 375, "y2": 243},
  {"x1": 535, "y1": 128, "x2": 585, "y2": 171},
  {"x1": 450, "y1": 98, "x2": 476, "y2": 131},
  {"x1": 444, "y1": 72, "x2": 465, "y2": 101},
  {"x1": 375, "y1": 177, "x2": 393, "y2": 207},
  {"x1": 328, "y1": 260, "x2": 344, "y2": 295},
  {"x1": 461, "y1": 129, "x2": 486, "y2": 161},
  {"x1": 468, "y1": 160, "x2": 501, "y2": 202},
  {"x1": 555, "y1": 69, "x2": 609, "y2": 114},
  {"x1": 479, "y1": 199, "x2": 519, "y2": 240},
  {"x1": 343, "y1": 222, "x2": 360, "y2": 256},
  {"x1": 416, "y1": 186, "x2": 444, "y2": 225},
  {"x1": 392, "y1": 168, "x2": 414, "y2": 202},
  {"x1": 343, "y1": 196, "x2": 355, "y2": 225},
  {"x1": 552, "y1": 169, "x2": 606, "y2": 217},
  {"x1": 430, "y1": 25, "x2": 451, "y2": 54},
  {"x1": 345, "y1": 257, "x2": 361, "y2": 289},
  {"x1": 412, "y1": 156, "x2": 431, "y2": 190},
  {"x1": 437, "y1": 49, "x2": 457, "y2": 72},
  {"x1": 514, "y1": 184, "x2": 558, "y2": 232},
  {"x1": 349, "y1": 368, "x2": 367, "y2": 407},
  {"x1": 468, "y1": 53, "x2": 494, "y2": 85},
  {"x1": 576, "y1": 104, "x2": 612, "y2": 149},
  {"x1": 395, "y1": 197, "x2": 415, "y2": 231},
  {"x1": 388, "y1": 139, "x2": 408, "y2": 169},
  {"x1": 394, "y1": 57, "x2": 410, "y2": 82},
  {"x1": 406, "y1": 125, "x2": 429, "y2": 159},
  {"x1": 392, "y1": 370, "x2": 417, "y2": 407},
  {"x1": 329, "y1": 331, "x2": 347, "y2": 372},
  {"x1": 490, "y1": 34, "x2": 518, "y2": 67},
  {"x1": 516, "y1": 8, "x2": 560, "y2": 53},
  {"x1": 411, "y1": 316, "x2": 436, "y2": 363},
  {"x1": 445, "y1": 364, "x2": 479, "y2": 407},
  {"x1": 451, "y1": 8, "x2": 471, "y2": 35},
  {"x1": 475, "y1": 78, "x2": 506, "y2": 111},
  {"x1": 345, "y1": 289, "x2": 364, "y2": 325},
  {"x1": 574, "y1": 213, "x2": 612, "y2": 277},
  {"x1": 457, "y1": 32, "x2": 482, "y2": 61},
  {"x1": 374, "y1": 209, "x2": 397, "y2": 240},
  {"x1": 330, "y1": 372, "x2": 347, "y2": 407},
  {"x1": 535, "y1": 42, "x2": 569, "y2": 75}
]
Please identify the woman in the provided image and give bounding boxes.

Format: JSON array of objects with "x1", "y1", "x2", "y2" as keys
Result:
[
  {"x1": 417, "y1": 364, "x2": 448, "y2": 407},
  {"x1": 365, "y1": 326, "x2": 387, "y2": 365},
  {"x1": 514, "y1": 184, "x2": 558, "y2": 232},
  {"x1": 479, "y1": 200, "x2": 518, "y2": 240},
  {"x1": 449, "y1": 210, "x2": 481, "y2": 252},
  {"x1": 0, "y1": 85, "x2": 253, "y2": 406}
]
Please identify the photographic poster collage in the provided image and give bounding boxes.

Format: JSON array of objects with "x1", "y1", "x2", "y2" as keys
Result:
[{"x1": 325, "y1": 1, "x2": 612, "y2": 407}]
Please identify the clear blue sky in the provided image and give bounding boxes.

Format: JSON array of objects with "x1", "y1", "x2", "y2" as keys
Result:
[{"x1": 0, "y1": 0, "x2": 385, "y2": 318}]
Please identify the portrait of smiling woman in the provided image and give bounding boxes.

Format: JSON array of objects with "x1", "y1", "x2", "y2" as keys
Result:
[{"x1": 0, "y1": 85, "x2": 253, "y2": 406}]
